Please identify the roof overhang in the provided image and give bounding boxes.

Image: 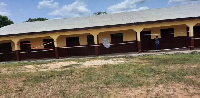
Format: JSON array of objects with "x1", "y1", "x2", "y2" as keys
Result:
[{"x1": 1, "y1": 16, "x2": 200, "y2": 37}]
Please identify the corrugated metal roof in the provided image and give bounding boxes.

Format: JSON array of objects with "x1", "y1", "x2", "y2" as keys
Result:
[{"x1": 0, "y1": 4, "x2": 200, "y2": 36}]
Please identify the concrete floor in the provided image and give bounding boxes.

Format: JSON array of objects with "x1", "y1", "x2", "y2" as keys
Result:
[{"x1": 99, "y1": 48, "x2": 200, "y2": 58}]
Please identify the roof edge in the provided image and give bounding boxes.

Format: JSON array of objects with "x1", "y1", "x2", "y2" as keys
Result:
[{"x1": 1, "y1": 16, "x2": 200, "y2": 37}]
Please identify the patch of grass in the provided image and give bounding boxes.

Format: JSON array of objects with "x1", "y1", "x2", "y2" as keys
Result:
[
  {"x1": 161, "y1": 67, "x2": 200, "y2": 86},
  {"x1": 1, "y1": 53, "x2": 200, "y2": 97},
  {"x1": 0, "y1": 69, "x2": 75, "y2": 85},
  {"x1": 80, "y1": 67, "x2": 101, "y2": 82},
  {"x1": 62, "y1": 64, "x2": 81, "y2": 68},
  {"x1": 59, "y1": 89, "x2": 67, "y2": 98},
  {"x1": 113, "y1": 73, "x2": 143, "y2": 87},
  {"x1": 23, "y1": 70, "x2": 75, "y2": 84},
  {"x1": 62, "y1": 58, "x2": 87, "y2": 63},
  {"x1": 79, "y1": 63, "x2": 156, "y2": 87},
  {"x1": 133, "y1": 66, "x2": 160, "y2": 77},
  {"x1": 0, "y1": 58, "x2": 87, "y2": 68},
  {"x1": 0, "y1": 61, "x2": 52, "y2": 68},
  {"x1": 140, "y1": 53, "x2": 200, "y2": 65}
]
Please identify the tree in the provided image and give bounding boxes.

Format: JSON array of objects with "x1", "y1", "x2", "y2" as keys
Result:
[
  {"x1": 25, "y1": 18, "x2": 48, "y2": 22},
  {"x1": 93, "y1": 11, "x2": 107, "y2": 15},
  {"x1": 0, "y1": 15, "x2": 14, "y2": 28}
]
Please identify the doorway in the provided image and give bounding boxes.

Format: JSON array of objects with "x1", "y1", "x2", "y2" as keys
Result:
[
  {"x1": 0, "y1": 43, "x2": 13, "y2": 61},
  {"x1": 140, "y1": 31, "x2": 151, "y2": 52},
  {"x1": 194, "y1": 26, "x2": 200, "y2": 48},
  {"x1": 160, "y1": 28, "x2": 174, "y2": 49},
  {"x1": 66, "y1": 37, "x2": 80, "y2": 56}
]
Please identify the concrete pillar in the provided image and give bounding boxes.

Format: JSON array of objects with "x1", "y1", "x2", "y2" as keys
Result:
[
  {"x1": 137, "y1": 32, "x2": 141, "y2": 53},
  {"x1": 93, "y1": 34, "x2": 99, "y2": 45},
  {"x1": 52, "y1": 36, "x2": 60, "y2": 59},
  {"x1": 13, "y1": 40, "x2": 21, "y2": 61},
  {"x1": 94, "y1": 35, "x2": 99, "y2": 56},
  {"x1": 186, "y1": 23, "x2": 197, "y2": 50},
  {"x1": 54, "y1": 41, "x2": 60, "y2": 59},
  {"x1": 135, "y1": 28, "x2": 143, "y2": 53},
  {"x1": 91, "y1": 33, "x2": 100, "y2": 56},
  {"x1": 188, "y1": 25, "x2": 195, "y2": 50}
]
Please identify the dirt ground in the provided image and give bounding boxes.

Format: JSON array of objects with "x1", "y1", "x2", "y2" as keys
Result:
[
  {"x1": 1, "y1": 56, "x2": 200, "y2": 97},
  {"x1": 109, "y1": 83, "x2": 200, "y2": 98},
  {"x1": 0, "y1": 58, "x2": 126, "y2": 74}
]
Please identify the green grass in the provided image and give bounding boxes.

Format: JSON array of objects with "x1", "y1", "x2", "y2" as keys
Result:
[
  {"x1": 141, "y1": 53, "x2": 200, "y2": 65},
  {"x1": 0, "y1": 58, "x2": 87, "y2": 68},
  {"x1": 0, "y1": 61, "x2": 52, "y2": 68},
  {"x1": 1, "y1": 53, "x2": 200, "y2": 97}
]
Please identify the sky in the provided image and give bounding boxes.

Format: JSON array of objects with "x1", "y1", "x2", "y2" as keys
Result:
[{"x1": 0, "y1": 0, "x2": 200, "y2": 23}]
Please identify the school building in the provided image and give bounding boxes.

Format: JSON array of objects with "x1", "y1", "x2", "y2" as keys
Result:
[{"x1": 0, "y1": 4, "x2": 200, "y2": 62}]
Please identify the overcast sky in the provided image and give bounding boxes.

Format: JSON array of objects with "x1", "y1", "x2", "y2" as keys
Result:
[{"x1": 0, "y1": 0, "x2": 200, "y2": 23}]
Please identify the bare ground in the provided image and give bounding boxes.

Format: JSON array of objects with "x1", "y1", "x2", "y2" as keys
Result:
[
  {"x1": 1, "y1": 55, "x2": 200, "y2": 98},
  {"x1": 0, "y1": 58, "x2": 126, "y2": 74}
]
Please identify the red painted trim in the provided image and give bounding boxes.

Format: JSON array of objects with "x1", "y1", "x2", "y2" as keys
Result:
[
  {"x1": 137, "y1": 41, "x2": 141, "y2": 53},
  {"x1": 16, "y1": 50, "x2": 20, "y2": 61},
  {"x1": 190, "y1": 37, "x2": 194, "y2": 50},
  {"x1": 55, "y1": 47, "x2": 59, "y2": 59},
  {"x1": 94, "y1": 45, "x2": 99, "y2": 56}
]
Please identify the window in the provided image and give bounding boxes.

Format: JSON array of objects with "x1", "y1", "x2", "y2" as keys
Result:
[
  {"x1": 66, "y1": 37, "x2": 80, "y2": 47},
  {"x1": 43, "y1": 39, "x2": 55, "y2": 49},
  {"x1": 161, "y1": 28, "x2": 174, "y2": 37},
  {"x1": 87, "y1": 35, "x2": 94, "y2": 45},
  {"x1": 0, "y1": 43, "x2": 12, "y2": 53},
  {"x1": 110, "y1": 33, "x2": 123, "y2": 43},
  {"x1": 20, "y1": 41, "x2": 31, "y2": 51}
]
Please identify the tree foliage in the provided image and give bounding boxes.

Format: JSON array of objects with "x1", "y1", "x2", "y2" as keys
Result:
[
  {"x1": 25, "y1": 18, "x2": 48, "y2": 22},
  {"x1": 0, "y1": 15, "x2": 14, "y2": 28},
  {"x1": 93, "y1": 11, "x2": 107, "y2": 15}
]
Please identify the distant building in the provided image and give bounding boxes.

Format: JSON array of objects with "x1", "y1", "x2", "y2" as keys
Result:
[{"x1": 0, "y1": 4, "x2": 200, "y2": 61}]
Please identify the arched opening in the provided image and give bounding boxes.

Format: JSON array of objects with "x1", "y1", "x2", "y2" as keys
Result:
[
  {"x1": 56, "y1": 33, "x2": 95, "y2": 57},
  {"x1": 18, "y1": 36, "x2": 55, "y2": 60},
  {"x1": 140, "y1": 28, "x2": 152, "y2": 52},
  {"x1": 193, "y1": 23, "x2": 200, "y2": 49},
  {"x1": 143, "y1": 24, "x2": 189, "y2": 52},
  {"x1": 98, "y1": 29, "x2": 137, "y2": 55},
  {"x1": 0, "y1": 40, "x2": 16, "y2": 62}
]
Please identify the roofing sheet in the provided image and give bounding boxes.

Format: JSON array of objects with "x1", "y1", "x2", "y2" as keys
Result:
[{"x1": 0, "y1": 4, "x2": 200, "y2": 36}]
